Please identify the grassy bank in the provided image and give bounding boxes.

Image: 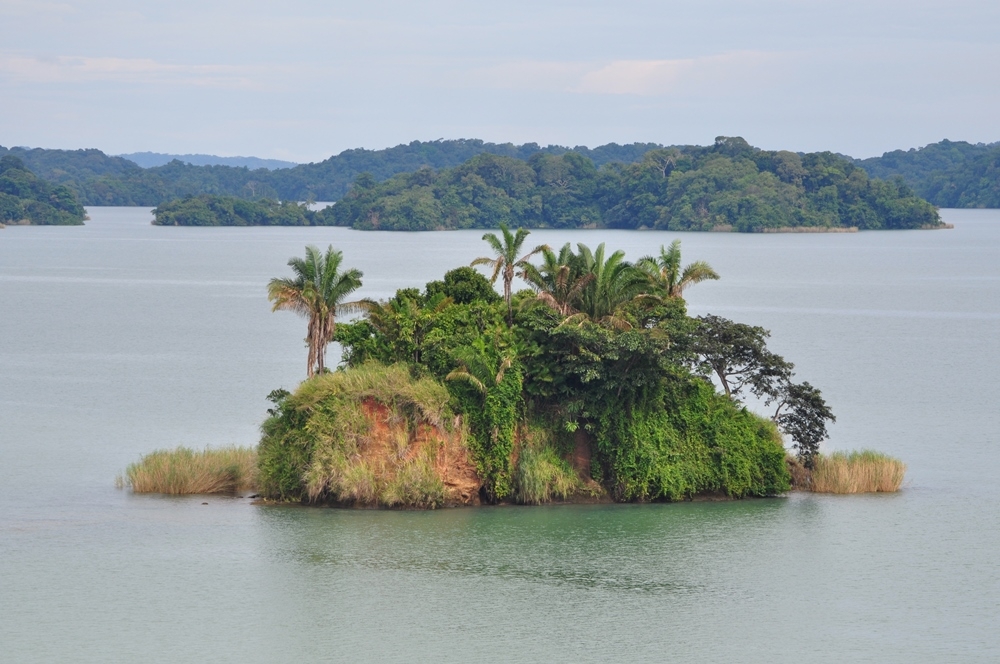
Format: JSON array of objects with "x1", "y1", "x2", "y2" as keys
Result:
[
  {"x1": 116, "y1": 446, "x2": 258, "y2": 494},
  {"x1": 810, "y1": 450, "x2": 906, "y2": 494}
]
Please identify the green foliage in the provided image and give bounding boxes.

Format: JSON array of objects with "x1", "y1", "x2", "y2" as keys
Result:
[
  {"x1": 325, "y1": 138, "x2": 941, "y2": 232},
  {"x1": 446, "y1": 336, "x2": 523, "y2": 502},
  {"x1": 2, "y1": 140, "x2": 664, "y2": 206},
  {"x1": 425, "y1": 266, "x2": 502, "y2": 305},
  {"x1": 857, "y1": 139, "x2": 1000, "y2": 208},
  {"x1": 591, "y1": 378, "x2": 790, "y2": 501},
  {"x1": 153, "y1": 195, "x2": 315, "y2": 226},
  {"x1": 773, "y1": 381, "x2": 836, "y2": 468},
  {"x1": 514, "y1": 426, "x2": 583, "y2": 504},
  {"x1": 0, "y1": 155, "x2": 86, "y2": 225},
  {"x1": 685, "y1": 315, "x2": 836, "y2": 467},
  {"x1": 277, "y1": 240, "x2": 818, "y2": 506}
]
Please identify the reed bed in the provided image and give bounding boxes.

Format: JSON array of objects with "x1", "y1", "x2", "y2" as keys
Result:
[
  {"x1": 810, "y1": 450, "x2": 906, "y2": 494},
  {"x1": 117, "y1": 446, "x2": 258, "y2": 494}
]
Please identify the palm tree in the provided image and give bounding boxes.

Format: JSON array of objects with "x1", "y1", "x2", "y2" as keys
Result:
[
  {"x1": 267, "y1": 245, "x2": 367, "y2": 377},
  {"x1": 520, "y1": 243, "x2": 594, "y2": 318},
  {"x1": 471, "y1": 223, "x2": 547, "y2": 325},
  {"x1": 573, "y1": 242, "x2": 649, "y2": 324},
  {"x1": 637, "y1": 239, "x2": 719, "y2": 299}
]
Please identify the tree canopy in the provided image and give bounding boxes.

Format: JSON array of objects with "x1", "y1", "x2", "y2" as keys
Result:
[
  {"x1": 323, "y1": 137, "x2": 942, "y2": 231},
  {"x1": 856, "y1": 139, "x2": 1000, "y2": 208},
  {"x1": 152, "y1": 195, "x2": 315, "y2": 226},
  {"x1": 0, "y1": 155, "x2": 86, "y2": 225}
]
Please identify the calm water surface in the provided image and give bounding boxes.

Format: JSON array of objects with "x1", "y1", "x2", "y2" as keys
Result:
[{"x1": 1, "y1": 209, "x2": 998, "y2": 662}]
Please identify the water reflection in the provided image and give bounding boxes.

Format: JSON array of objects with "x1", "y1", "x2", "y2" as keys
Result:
[{"x1": 257, "y1": 500, "x2": 796, "y2": 594}]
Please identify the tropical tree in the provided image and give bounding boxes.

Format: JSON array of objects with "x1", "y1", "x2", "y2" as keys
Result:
[
  {"x1": 520, "y1": 243, "x2": 594, "y2": 317},
  {"x1": 268, "y1": 245, "x2": 367, "y2": 377},
  {"x1": 471, "y1": 223, "x2": 547, "y2": 324},
  {"x1": 637, "y1": 239, "x2": 720, "y2": 298},
  {"x1": 573, "y1": 242, "x2": 649, "y2": 325}
]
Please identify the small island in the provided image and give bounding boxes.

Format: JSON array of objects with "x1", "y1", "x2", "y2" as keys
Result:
[
  {"x1": 152, "y1": 195, "x2": 314, "y2": 226},
  {"x1": 121, "y1": 228, "x2": 905, "y2": 504},
  {"x1": 0, "y1": 155, "x2": 86, "y2": 226}
]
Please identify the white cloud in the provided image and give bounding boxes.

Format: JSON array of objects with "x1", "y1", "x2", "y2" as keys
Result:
[
  {"x1": 476, "y1": 51, "x2": 783, "y2": 97},
  {"x1": 0, "y1": 54, "x2": 263, "y2": 89}
]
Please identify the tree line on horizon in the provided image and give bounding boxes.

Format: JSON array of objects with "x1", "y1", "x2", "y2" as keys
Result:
[
  {"x1": 321, "y1": 137, "x2": 940, "y2": 231},
  {"x1": 3, "y1": 137, "x2": 998, "y2": 210}
]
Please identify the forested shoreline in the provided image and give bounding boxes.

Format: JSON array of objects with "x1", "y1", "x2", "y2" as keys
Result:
[
  {"x1": 0, "y1": 155, "x2": 86, "y2": 225},
  {"x1": 323, "y1": 137, "x2": 940, "y2": 231},
  {"x1": 151, "y1": 137, "x2": 942, "y2": 232},
  {"x1": 3, "y1": 136, "x2": 997, "y2": 210}
]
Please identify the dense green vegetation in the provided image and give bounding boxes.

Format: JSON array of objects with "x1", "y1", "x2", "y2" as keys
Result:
[
  {"x1": 856, "y1": 139, "x2": 1000, "y2": 208},
  {"x1": 9, "y1": 137, "x2": 999, "y2": 210},
  {"x1": 261, "y1": 230, "x2": 836, "y2": 506},
  {"x1": 324, "y1": 137, "x2": 942, "y2": 231},
  {"x1": 0, "y1": 155, "x2": 86, "y2": 225},
  {"x1": 152, "y1": 195, "x2": 315, "y2": 226},
  {"x1": 3, "y1": 140, "x2": 663, "y2": 206}
]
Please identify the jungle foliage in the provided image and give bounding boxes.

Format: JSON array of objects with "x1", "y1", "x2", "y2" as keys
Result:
[
  {"x1": 261, "y1": 233, "x2": 836, "y2": 505},
  {"x1": 856, "y1": 139, "x2": 1000, "y2": 208},
  {"x1": 152, "y1": 195, "x2": 315, "y2": 226},
  {"x1": 2, "y1": 139, "x2": 663, "y2": 206},
  {"x1": 324, "y1": 137, "x2": 942, "y2": 231},
  {"x1": 0, "y1": 155, "x2": 86, "y2": 225}
]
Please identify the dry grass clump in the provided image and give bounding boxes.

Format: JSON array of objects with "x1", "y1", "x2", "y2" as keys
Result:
[
  {"x1": 294, "y1": 362, "x2": 451, "y2": 429},
  {"x1": 810, "y1": 450, "x2": 906, "y2": 494},
  {"x1": 116, "y1": 446, "x2": 258, "y2": 494},
  {"x1": 290, "y1": 364, "x2": 466, "y2": 508}
]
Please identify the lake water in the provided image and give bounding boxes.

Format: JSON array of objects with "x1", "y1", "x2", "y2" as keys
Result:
[{"x1": 1, "y1": 208, "x2": 998, "y2": 662}]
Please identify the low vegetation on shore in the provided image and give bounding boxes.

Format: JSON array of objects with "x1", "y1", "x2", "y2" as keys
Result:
[
  {"x1": 116, "y1": 446, "x2": 258, "y2": 494},
  {"x1": 810, "y1": 450, "x2": 906, "y2": 493}
]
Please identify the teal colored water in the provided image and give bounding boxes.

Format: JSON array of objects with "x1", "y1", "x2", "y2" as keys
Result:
[{"x1": 1, "y1": 209, "x2": 998, "y2": 662}]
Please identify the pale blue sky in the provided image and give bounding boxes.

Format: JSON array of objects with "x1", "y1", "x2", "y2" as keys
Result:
[{"x1": 1, "y1": 0, "x2": 997, "y2": 162}]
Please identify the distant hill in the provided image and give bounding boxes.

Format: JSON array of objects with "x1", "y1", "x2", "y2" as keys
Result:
[
  {"x1": 9, "y1": 137, "x2": 999, "y2": 208},
  {"x1": 0, "y1": 155, "x2": 86, "y2": 225},
  {"x1": 0, "y1": 145, "x2": 142, "y2": 183},
  {"x1": 1, "y1": 139, "x2": 666, "y2": 206},
  {"x1": 856, "y1": 140, "x2": 1000, "y2": 208},
  {"x1": 119, "y1": 152, "x2": 298, "y2": 170}
]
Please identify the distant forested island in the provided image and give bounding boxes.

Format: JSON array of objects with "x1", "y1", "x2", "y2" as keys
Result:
[
  {"x1": 153, "y1": 137, "x2": 942, "y2": 232},
  {"x1": 323, "y1": 137, "x2": 941, "y2": 231},
  {"x1": 153, "y1": 196, "x2": 314, "y2": 226},
  {"x1": 0, "y1": 155, "x2": 86, "y2": 226},
  {"x1": 4, "y1": 136, "x2": 997, "y2": 212}
]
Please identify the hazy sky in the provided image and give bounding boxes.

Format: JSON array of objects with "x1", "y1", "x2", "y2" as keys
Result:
[{"x1": 1, "y1": 0, "x2": 998, "y2": 162}]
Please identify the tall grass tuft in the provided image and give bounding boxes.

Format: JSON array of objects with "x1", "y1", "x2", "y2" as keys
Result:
[
  {"x1": 810, "y1": 450, "x2": 906, "y2": 494},
  {"x1": 117, "y1": 446, "x2": 258, "y2": 494},
  {"x1": 514, "y1": 429, "x2": 582, "y2": 505}
]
